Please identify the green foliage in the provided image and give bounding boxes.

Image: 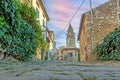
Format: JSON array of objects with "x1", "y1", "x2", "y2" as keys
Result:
[
  {"x1": 0, "y1": 0, "x2": 36, "y2": 61},
  {"x1": 0, "y1": 16, "x2": 6, "y2": 26},
  {"x1": 14, "y1": 0, "x2": 48, "y2": 49},
  {"x1": 96, "y1": 26, "x2": 120, "y2": 60}
]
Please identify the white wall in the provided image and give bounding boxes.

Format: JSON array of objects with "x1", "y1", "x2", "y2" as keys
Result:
[{"x1": 32, "y1": 0, "x2": 47, "y2": 30}]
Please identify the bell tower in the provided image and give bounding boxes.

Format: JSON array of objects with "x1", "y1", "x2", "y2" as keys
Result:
[{"x1": 66, "y1": 24, "x2": 75, "y2": 48}]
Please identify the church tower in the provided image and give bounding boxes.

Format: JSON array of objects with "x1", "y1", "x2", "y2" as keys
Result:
[{"x1": 66, "y1": 24, "x2": 76, "y2": 48}]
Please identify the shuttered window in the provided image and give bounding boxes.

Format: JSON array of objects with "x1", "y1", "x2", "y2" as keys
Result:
[{"x1": 36, "y1": 8, "x2": 39, "y2": 18}]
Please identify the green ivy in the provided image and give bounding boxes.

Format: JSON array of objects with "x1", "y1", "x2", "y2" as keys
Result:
[
  {"x1": 13, "y1": 0, "x2": 49, "y2": 49},
  {"x1": 96, "y1": 26, "x2": 120, "y2": 61},
  {"x1": 0, "y1": 0, "x2": 36, "y2": 61}
]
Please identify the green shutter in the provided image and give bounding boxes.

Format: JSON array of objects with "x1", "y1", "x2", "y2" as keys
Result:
[{"x1": 36, "y1": 8, "x2": 39, "y2": 18}]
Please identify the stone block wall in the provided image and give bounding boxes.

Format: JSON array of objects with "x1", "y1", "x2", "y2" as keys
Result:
[
  {"x1": 86, "y1": 0, "x2": 118, "y2": 53},
  {"x1": 79, "y1": 0, "x2": 120, "y2": 61}
]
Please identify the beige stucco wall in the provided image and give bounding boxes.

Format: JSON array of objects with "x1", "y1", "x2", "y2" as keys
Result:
[
  {"x1": 63, "y1": 49, "x2": 79, "y2": 62},
  {"x1": 49, "y1": 43, "x2": 53, "y2": 50},
  {"x1": 32, "y1": 0, "x2": 47, "y2": 30}
]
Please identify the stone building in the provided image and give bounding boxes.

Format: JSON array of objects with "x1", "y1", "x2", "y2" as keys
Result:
[
  {"x1": 65, "y1": 24, "x2": 79, "y2": 62},
  {"x1": 78, "y1": 0, "x2": 120, "y2": 62},
  {"x1": 62, "y1": 48, "x2": 79, "y2": 62},
  {"x1": 56, "y1": 24, "x2": 79, "y2": 62},
  {"x1": 55, "y1": 46, "x2": 66, "y2": 60}
]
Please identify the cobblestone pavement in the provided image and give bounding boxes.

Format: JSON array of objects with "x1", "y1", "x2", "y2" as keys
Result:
[{"x1": 0, "y1": 60, "x2": 120, "y2": 80}]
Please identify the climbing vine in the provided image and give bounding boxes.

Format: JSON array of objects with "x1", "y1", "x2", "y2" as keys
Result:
[
  {"x1": 14, "y1": 0, "x2": 49, "y2": 50},
  {"x1": 0, "y1": 0, "x2": 37, "y2": 61},
  {"x1": 96, "y1": 26, "x2": 120, "y2": 60}
]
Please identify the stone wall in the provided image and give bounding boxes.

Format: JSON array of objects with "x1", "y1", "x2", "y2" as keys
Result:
[
  {"x1": 0, "y1": 48, "x2": 23, "y2": 61},
  {"x1": 79, "y1": 0, "x2": 120, "y2": 61},
  {"x1": 56, "y1": 46, "x2": 65, "y2": 60},
  {"x1": 79, "y1": 14, "x2": 87, "y2": 62},
  {"x1": 0, "y1": 48, "x2": 5, "y2": 60}
]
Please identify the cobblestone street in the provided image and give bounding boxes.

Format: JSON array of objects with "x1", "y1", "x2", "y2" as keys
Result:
[
  {"x1": 1, "y1": 0, "x2": 120, "y2": 80},
  {"x1": 0, "y1": 61, "x2": 120, "y2": 80}
]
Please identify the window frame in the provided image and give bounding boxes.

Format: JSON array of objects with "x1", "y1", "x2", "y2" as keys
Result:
[
  {"x1": 36, "y1": 8, "x2": 39, "y2": 18},
  {"x1": 69, "y1": 52, "x2": 73, "y2": 57},
  {"x1": 117, "y1": 0, "x2": 120, "y2": 8},
  {"x1": 117, "y1": 12, "x2": 120, "y2": 24}
]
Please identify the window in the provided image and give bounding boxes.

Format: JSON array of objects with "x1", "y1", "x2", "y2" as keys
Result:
[
  {"x1": 117, "y1": 0, "x2": 120, "y2": 8},
  {"x1": 118, "y1": 13, "x2": 120, "y2": 24},
  {"x1": 69, "y1": 52, "x2": 73, "y2": 57},
  {"x1": 43, "y1": 33, "x2": 46, "y2": 38},
  {"x1": 43, "y1": 20, "x2": 46, "y2": 27},
  {"x1": 36, "y1": 8, "x2": 39, "y2": 18}
]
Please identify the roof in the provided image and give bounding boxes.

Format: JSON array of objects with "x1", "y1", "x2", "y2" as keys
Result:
[
  {"x1": 68, "y1": 24, "x2": 73, "y2": 32},
  {"x1": 39, "y1": 0, "x2": 49, "y2": 21}
]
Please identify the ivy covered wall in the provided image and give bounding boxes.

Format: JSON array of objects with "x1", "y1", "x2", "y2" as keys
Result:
[
  {"x1": 0, "y1": 0, "x2": 48, "y2": 61},
  {"x1": 96, "y1": 26, "x2": 120, "y2": 60}
]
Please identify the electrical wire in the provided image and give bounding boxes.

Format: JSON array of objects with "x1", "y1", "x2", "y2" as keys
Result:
[{"x1": 55, "y1": 0, "x2": 86, "y2": 39}]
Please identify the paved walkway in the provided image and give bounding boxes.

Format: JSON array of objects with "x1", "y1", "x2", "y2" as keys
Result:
[{"x1": 0, "y1": 60, "x2": 120, "y2": 80}]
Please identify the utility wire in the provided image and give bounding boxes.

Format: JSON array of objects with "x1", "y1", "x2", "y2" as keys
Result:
[{"x1": 55, "y1": 0, "x2": 86, "y2": 39}]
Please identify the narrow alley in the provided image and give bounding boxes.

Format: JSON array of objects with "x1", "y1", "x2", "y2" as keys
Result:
[{"x1": 0, "y1": 61, "x2": 120, "y2": 80}]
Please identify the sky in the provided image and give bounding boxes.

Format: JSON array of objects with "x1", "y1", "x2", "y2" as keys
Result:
[{"x1": 42, "y1": 0, "x2": 108, "y2": 48}]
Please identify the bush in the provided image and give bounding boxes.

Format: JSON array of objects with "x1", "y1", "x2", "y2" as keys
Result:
[
  {"x1": 0, "y1": 0, "x2": 36, "y2": 61},
  {"x1": 96, "y1": 26, "x2": 120, "y2": 60}
]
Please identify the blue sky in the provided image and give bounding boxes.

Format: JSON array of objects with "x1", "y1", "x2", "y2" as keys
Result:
[{"x1": 42, "y1": 0, "x2": 108, "y2": 48}]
